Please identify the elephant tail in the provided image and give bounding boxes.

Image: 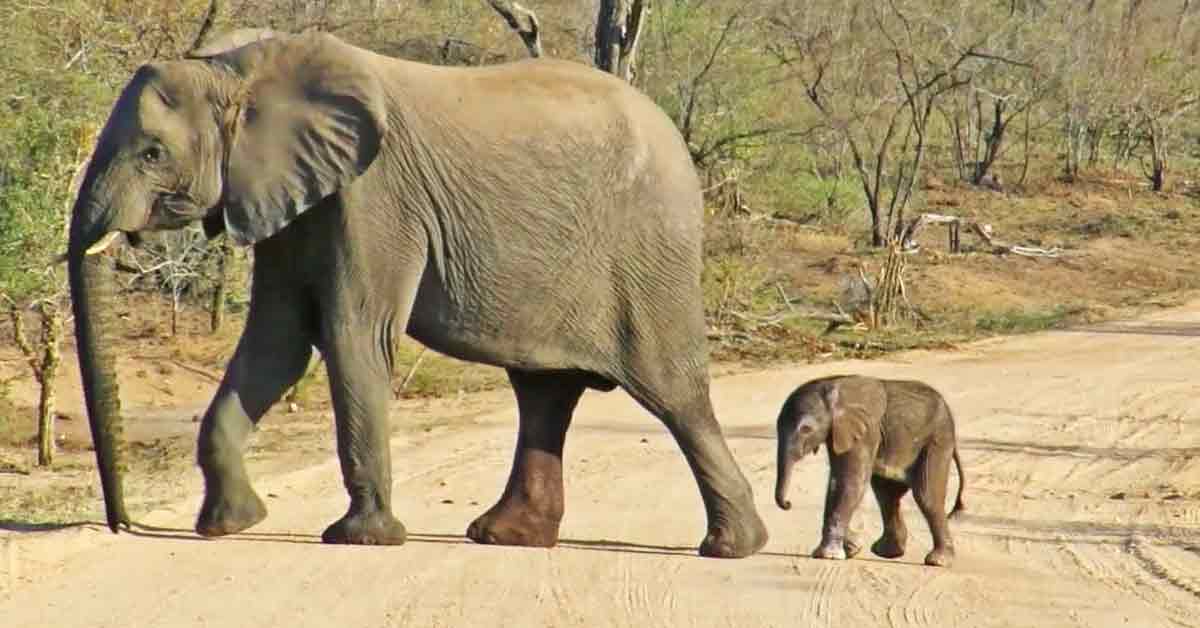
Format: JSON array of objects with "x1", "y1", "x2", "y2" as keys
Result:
[{"x1": 948, "y1": 446, "x2": 966, "y2": 519}]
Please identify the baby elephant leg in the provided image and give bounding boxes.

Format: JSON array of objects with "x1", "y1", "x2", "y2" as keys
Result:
[
  {"x1": 813, "y1": 452, "x2": 870, "y2": 560},
  {"x1": 912, "y1": 446, "x2": 956, "y2": 567},
  {"x1": 870, "y1": 476, "x2": 910, "y2": 559},
  {"x1": 843, "y1": 509, "x2": 865, "y2": 558}
]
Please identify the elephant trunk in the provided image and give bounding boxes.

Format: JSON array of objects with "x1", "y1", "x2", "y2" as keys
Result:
[
  {"x1": 68, "y1": 199, "x2": 130, "y2": 533},
  {"x1": 775, "y1": 440, "x2": 795, "y2": 510}
]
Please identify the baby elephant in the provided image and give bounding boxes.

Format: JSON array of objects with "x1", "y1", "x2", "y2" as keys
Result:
[{"x1": 774, "y1": 375, "x2": 965, "y2": 567}]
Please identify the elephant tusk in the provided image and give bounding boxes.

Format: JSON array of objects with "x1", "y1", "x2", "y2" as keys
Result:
[{"x1": 85, "y1": 231, "x2": 122, "y2": 256}]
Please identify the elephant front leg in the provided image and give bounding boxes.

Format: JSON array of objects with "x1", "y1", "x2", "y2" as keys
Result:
[
  {"x1": 813, "y1": 453, "x2": 870, "y2": 560},
  {"x1": 196, "y1": 299, "x2": 314, "y2": 537},
  {"x1": 467, "y1": 370, "x2": 586, "y2": 547},
  {"x1": 320, "y1": 337, "x2": 407, "y2": 546}
]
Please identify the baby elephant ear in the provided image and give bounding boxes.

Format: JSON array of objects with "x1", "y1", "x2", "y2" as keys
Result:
[
  {"x1": 825, "y1": 380, "x2": 871, "y2": 455},
  {"x1": 220, "y1": 33, "x2": 388, "y2": 245}
]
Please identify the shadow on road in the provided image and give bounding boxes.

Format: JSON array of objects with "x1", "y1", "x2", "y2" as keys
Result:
[
  {"x1": 572, "y1": 423, "x2": 773, "y2": 441},
  {"x1": 960, "y1": 438, "x2": 1200, "y2": 462},
  {"x1": 0, "y1": 519, "x2": 96, "y2": 533},
  {"x1": 409, "y1": 532, "x2": 797, "y2": 559},
  {"x1": 960, "y1": 513, "x2": 1200, "y2": 550},
  {"x1": 1064, "y1": 321, "x2": 1200, "y2": 337}
]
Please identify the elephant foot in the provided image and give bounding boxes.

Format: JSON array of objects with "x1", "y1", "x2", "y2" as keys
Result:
[
  {"x1": 466, "y1": 500, "x2": 561, "y2": 547},
  {"x1": 195, "y1": 487, "x2": 267, "y2": 537},
  {"x1": 871, "y1": 535, "x2": 907, "y2": 559},
  {"x1": 844, "y1": 535, "x2": 864, "y2": 559},
  {"x1": 321, "y1": 510, "x2": 407, "y2": 546},
  {"x1": 699, "y1": 510, "x2": 769, "y2": 559},
  {"x1": 812, "y1": 541, "x2": 847, "y2": 561},
  {"x1": 924, "y1": 546, "x2": 955, "y2": 568}
]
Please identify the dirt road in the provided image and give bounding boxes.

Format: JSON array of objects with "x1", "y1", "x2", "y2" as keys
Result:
[{"x1": 4, "y1": 303, "x2": 1200, "y2": 628}]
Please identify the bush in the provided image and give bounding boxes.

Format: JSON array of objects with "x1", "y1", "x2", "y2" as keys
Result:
[{"x1": 0, "y1": 108, "x2": 86, "y2": 301}]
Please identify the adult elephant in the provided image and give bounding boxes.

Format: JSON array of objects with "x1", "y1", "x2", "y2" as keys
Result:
[{"x1": 66, "y1": 29, "x2": 768, "y2": 558}]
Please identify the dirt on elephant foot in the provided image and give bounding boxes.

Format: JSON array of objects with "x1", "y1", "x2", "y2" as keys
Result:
[
  {"x1": 812, "y1": 541, "x2": 848, "y2": 560},
  {"x1": 698, "y1": 512, "x2": 769, "y2": 558},
  {"x1": 843, "y1": 536, "x2": 864, "y2": 558},
  {"x1": 195, "y1": 491, "x2": 268, "y2": 537},
  {"x1": 870, "y1": 535, "x2": 907, "y2": 559},
  {"x1": 320, "y1": 510, "x2": 408, "y2": 545},
  {"x1": 465, "y1": 501, "x2": 562, "y2": 547},
  {"x1": 924, "y1": 546, "x2": 955, "y2": 568}
]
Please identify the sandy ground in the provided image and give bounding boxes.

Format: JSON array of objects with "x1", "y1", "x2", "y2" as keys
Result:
[{"x1": 4, "y1": 303, "x2": 1200, "y2": 628}]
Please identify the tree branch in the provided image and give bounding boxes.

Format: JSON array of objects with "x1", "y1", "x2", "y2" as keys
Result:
[
  {"x1": 188, "y1": 0, "x2": 221, "y2": 53},
  {"x1": 488, "y1": 0, "x2": 542, "y2": 58}
]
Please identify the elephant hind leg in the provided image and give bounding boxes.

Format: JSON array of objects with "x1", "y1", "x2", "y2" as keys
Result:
[
  {"x1": 870, "y1": 476, "x2": 909, "y2": 559},
  {"x1": 912, "y1": 447, "x2": 956, "y2": 567},
  {"x1": 467, "y1": 369, "x2": 587, "y2": 548},
  {"x1": 624, "y1": 374, "x2": 768, "y2": 559}
]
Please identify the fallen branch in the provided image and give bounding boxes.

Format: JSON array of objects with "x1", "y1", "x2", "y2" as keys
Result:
[
  {"x1": 967, "y1": 222, "x2": 1064, "y2": 258},
  {"x1": 901, "y1": 212, "x2": 1065, "y2": 258}
]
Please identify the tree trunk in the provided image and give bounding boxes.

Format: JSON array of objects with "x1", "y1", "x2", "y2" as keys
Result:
[
  {"x1": 594, "y1": 0, "x2": 647, "y2": 83},
  {"x1": 1147, "y1": 121, "x2": 1167, "y2": 192},
  {"x1": 972, "y1": 100, "x2": 1008, "y2": 185},
  {"x1": 869, "y1": 202, "x2": 886, "y2": 247},
  {"x1": 36, "y1": 306, "x2": 62, "y2": 467},
  {"x1": 210, "y1": 235, "x2": 231, "y2": 334}
]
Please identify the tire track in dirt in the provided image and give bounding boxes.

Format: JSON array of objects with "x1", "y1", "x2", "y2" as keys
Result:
[
  {"x1": 803, "y1": 560, "x2": 843, "y2": 628},
  {"x1": 1128, "y1": 539, "x2": 1200, "y2": 599},
  {"x1": 10, "y1": 303, "x2": 1200, "y2": 627},
  {"x1": 1059, "y1": 539, "x2": 1193, "y2": 628}
]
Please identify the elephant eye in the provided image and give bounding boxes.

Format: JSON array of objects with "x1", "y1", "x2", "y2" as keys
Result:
[{"x1": 140, "y1": 145, "x2": 165, "y2": 164}]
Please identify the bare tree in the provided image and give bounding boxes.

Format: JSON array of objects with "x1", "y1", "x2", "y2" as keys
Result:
[
  {"x1": 940, "y1": 9, "x2": 1046, "y2": 186},
  {"x1": 773, "y1": 1, "x2": 977, "y2": 246},
  {"x1": 1139, "y1": 96, "x2": 1197, "y2": 191},
  {"x1": 5, "y1": 298, "x2": 63, "y2": 466},
  {"x1": 594, "y1": 0, "x2": 648, "y2": 82}
]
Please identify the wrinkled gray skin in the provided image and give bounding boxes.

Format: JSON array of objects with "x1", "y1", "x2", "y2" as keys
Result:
[
  {"x1": 68, "y1": 29, "x2": 768, "y2": 558},
  {"x1": 774, "y1": 375, "x2": 965, "y2": 567}
]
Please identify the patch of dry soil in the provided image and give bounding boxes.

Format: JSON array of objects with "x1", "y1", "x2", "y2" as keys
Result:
[{"x1": 4, "y1": 303, "x2": 1200, "y2": 627}]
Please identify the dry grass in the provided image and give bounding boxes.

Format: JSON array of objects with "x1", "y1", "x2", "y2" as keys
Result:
[{"x1": 702, "y1": 166, "x2": 1200, "y2": 364}]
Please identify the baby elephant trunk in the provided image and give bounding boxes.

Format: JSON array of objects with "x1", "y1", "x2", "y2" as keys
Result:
[{"x1": 775, "y1": 441, "x2": 795, "y2": 510}]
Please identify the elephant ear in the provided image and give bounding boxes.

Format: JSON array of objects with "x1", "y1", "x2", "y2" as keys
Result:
[
  {"x1": 824, "y1": 379, "x2": 874, "y2": 455},
  {"x1": 216, "y1": 33, "x2": 388, "y2": 245}
]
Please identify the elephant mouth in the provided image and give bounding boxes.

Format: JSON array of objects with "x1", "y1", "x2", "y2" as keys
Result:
[{"x1": 145, "y1": 194, "x2": 199, "y2": 230}]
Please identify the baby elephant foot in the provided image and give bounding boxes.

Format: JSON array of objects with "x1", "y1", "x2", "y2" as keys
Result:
[
  {"x1": 871, "y1": 535, "x2": 907, "y2": 559},
  {"x1": 924, "y1": 546, "x2": 955, "y2": 568},
  {"x1": 843, "y1": 535, "x2": 864, "y2": 559},
  {"x1": 812, "y1": 540, "x2": 848, "y2": 561},
  {"x1": 321, "y1": 509, "x2": 407, "y2": 545},
  {"x1": 699, "y1": 511, "x2": 770, "y2": 559},
  {"x1": 466, "y1": 501, "x2": 561, "y2": 548},
  {"x1": 195, "y1": 487, "x2": 267, "y2": 537}
]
